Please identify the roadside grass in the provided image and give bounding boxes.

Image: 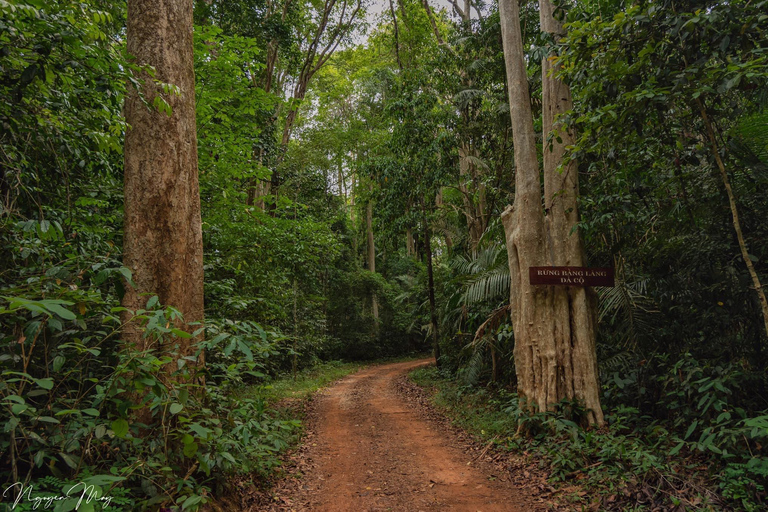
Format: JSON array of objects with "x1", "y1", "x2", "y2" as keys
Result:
[
  {"x1": 250, "y1": 352, "x2": 431, "y2": 406},
  {"x1": 254, "y1": 360, "x2": 368, "y2": 405},
  {"x1": 409, "y1": 366, "x2": 732, "y2": 511}
]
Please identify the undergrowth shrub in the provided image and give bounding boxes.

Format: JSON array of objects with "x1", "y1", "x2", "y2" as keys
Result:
[
  {"x1": 1, "y1": 293, "x2": 300, "y2": 510},
  {"x1": 412, "y1": 363, "x2": 768, "y2": 510}
]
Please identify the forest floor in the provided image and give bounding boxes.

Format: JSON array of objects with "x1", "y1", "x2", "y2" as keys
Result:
[{"x1": 240, "y1": 359, "x2": 565, "y2": 512}]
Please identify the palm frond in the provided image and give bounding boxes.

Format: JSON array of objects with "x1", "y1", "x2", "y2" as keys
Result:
[
  {"x1": 598, "y1": 277, "x2": 658, "y2": 349},
  {"x1": 599, "y1": 350, "x2": 636, "y2": 381},
  {"x1": 453, "y1": 88, "x2": 486, "y2": 109},
  {"x1": 464, "y1": 154, "x2": 491, "y2": 172},
  {"x1": 471, "y1": 304, "x2": 511, "y2": 345},
  {"x1": 461, "y1": 347, "x2": 486, "y2": 386},
  {"x1": 731, "y1": 112, "x2": 768, "y2": 164}
]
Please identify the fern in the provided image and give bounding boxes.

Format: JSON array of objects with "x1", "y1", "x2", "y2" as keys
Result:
[
  {"x1": 451, "y1": 243, "x2": 511, "y2": 305},
  {"x1": 598, "y1": 276, "x2": 658, "y2": 349}
]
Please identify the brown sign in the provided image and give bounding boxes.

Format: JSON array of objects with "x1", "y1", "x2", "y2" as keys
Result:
[{"x1": 529, "y1": 266, "x2": 614, "y2": 287}]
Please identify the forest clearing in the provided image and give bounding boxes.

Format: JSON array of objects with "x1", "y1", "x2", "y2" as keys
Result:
[{"x1": 1, "y1": 0, "x2": 767, "y2": 510}]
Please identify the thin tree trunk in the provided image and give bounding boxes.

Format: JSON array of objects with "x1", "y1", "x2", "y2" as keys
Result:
[
  {"x1": 697, "y1": 100, "x2": 768, "y2": 338},
  {"x1": 123, "y1": 0, "x2": 204, "y2": 361},
  {"x1": 367, "y1": 196, "x2": 379, "y2": 320},
  {"x1": 435, "y1": 189, "x2": 454, "y2": 249},
  {"x1": 389, "y1": 0, "x2": 403, "y2": 70},
  {"x1": 292, "y1": 277, "x2": 298, "y2": 379},
  {"x1": 458, "y1": 142, "x2": 480, "y2": 252},
  {"x1": 491, "y1": 345, "x2": 498, "y2": 383},
  {"x1": 423, "y1": 200, "x2": 440, "y2": 366},
  {"x1": 499, "y1": 0, "x2": 603, "y2": 425},
  {"x1": 420, "y1": 0, "x2": 445, "y2": 45}
]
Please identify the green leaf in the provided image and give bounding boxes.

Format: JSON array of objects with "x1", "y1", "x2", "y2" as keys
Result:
[
  {"x1": 183, "y1": 441, "x2": 199, "y2": 457},
  {"x1": 189, "y1": 423, "x2": 211, "y2": 438},
  {"x1": 42, "y1": 302, "x2": 76, "y2": 320},
  {"x1": 59, "y1": 452, "x2": 79, "y2": 469},
  {"x1": 56, "y1": 497, "x2": 80, "y2": 512},
  {"x1": 53, "y1": 355, "x2": 66, "y2": 372},
  {"x1": 170, "y1": 403, "x2": 183, "y2": 415},
  {"x1": 181, "y1": 495, "x2": 203, "y2": 510},
  {"x1": 76, "y1": 503, "x2": 94, "y2": 512},
  {"x1": 669, "y1": 441, "x2": 685, "y2": 456},
  {"x1": 35, "y1": 378, "x2": 54, "y2": 390},
  {"x1": 111, "y1": 418, "x2": 129, "y2": 438},
  {"x1": 82, "y1": 408, "x2": 100, "y2": 417},
  {"x1": 11, "y1": 403, "x2": 29, "y2": 415},
  {"x1": 82, "y1": 474, "x2": 126, "y2": 486},
  {"x1": 237, "y1": 339, "x2": 253, "y2": 361},
  {"x1": 118, "y1": 269, "x2": 136, "y2": 288},
  {"x1": 684, "y1": 420, "x2": 698, "y2": 440},
  {"x1": 93, "y1": 269, "x2": 110, "y2": 285},
  {"x1": 55, "y1": 409, "x2": 81, "y2": 416}
]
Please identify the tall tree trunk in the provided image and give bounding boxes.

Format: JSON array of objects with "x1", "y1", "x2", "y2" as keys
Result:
[
  {"x1": 423, "y1": 200, "x2": 440, "y2": 366},
  {"x1": 539, "y1": 0, "x2": 602, "y2": 425},
  {"x1": 458, "y1": 141, "x2": 488, "y2": 253},
  {"x1": 123, "y1": 0, "x2": 204, "y2": 360},
  {"x1": 435, "y1": 189, "x2": 454, "y2": 249},
  {"x1": 351, "y1": 171, "x2": 358, "y2": 255},
  {"x1": 389, "y1": 0, "x2": 404, "y2": 70},
  {"x1": 367, "y1": 196, "x2": 379, "y2": 320},
  {"x1": 338, "y1": 157, "x2": 345, "y2": 199},
  {"x1": 499, "y1": 0, "x2": 603, "y2": 425}
]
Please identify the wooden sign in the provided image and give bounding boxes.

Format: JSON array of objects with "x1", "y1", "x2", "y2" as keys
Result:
[{"x1": 529, "y1": 266, "x2": 614, "y2": 287}]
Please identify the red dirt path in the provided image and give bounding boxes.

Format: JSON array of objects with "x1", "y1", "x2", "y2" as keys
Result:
[{"x1": 272, "y1": 359, "x2": 536, "y2": 511}]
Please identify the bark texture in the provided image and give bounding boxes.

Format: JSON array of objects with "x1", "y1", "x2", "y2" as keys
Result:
[
  {"x1": 499, "y1": 0, "x2": 603, "y2": 425},
  {"x1": 123, "y1": 0, "x2": 204, "y2": 356}
]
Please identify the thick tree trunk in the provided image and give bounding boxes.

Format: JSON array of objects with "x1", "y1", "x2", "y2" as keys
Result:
[
  {"x1": 123, "y1": 0, "x2": 204, "y2": 358},
  {"x1": 499, "y1": 0, "x2": 603, "y2": 425},
  {"x1": 539, "y1": 0, "x2": 603, "y2": 425}
]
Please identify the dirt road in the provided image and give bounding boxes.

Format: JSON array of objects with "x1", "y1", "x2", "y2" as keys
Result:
[{"x1": 272, "y1": 359, "x2": 534, "y2": 511}]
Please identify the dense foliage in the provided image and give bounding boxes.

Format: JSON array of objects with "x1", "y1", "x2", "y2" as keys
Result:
[{"x1": 1, "y1": 0, "x2": 767, "y2": 509}]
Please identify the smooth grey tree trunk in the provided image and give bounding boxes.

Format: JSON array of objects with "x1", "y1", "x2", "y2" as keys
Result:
[{"x1": 499, "y1": 0, "x2": 604, "y2": 425}]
